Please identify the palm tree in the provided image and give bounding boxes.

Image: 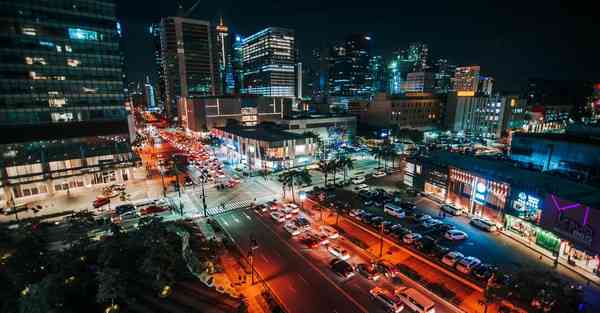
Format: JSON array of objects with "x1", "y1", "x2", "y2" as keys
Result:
[
  {"x1": 338, "y1": 156, "x2": 354, "y2": 182},
  {"x1": 281, "y1": 169, "x2": 312, "y2": 202},
  {"x1": 371, "y1": 147, "x2": 384, "y2": 168},
  {"x1": 317, "y1": 160, "x2": 331, "y2": 186},
  {"x1": 381, "y1": 144, "x2": 394, "y2": 171}
]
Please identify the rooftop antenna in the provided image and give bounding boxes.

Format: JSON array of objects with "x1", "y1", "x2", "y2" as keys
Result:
[{"x1": 184, "y1": 0, "x2": 202, "y2": 17}]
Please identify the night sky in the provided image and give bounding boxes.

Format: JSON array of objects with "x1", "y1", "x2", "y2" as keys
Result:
[{"x1": 116, "y1": 0, "x2": 599, "y2": 92}]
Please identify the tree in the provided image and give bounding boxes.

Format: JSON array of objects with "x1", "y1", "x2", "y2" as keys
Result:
[
  {"x1": 281, "y1": 169, "x2": 312, "y2": 202},
  {"x1": 338, "y1": 156, "x2": 354, "y2": 182},
  {"x1": 371, "y1": 147, "x2": 384, "y2": 168},
  {"x1": 317, "y1": 160, "x2": 332, "y2": 186},
  {"x1": 96, "y1": 267, "x2": 124, "y2": 308}
]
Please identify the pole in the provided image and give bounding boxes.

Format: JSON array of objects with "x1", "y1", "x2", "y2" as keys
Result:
[
  {"x1": 160, "y1": 167, "x2": 166, "y2": 197},
  {"x1": 201, "y1": 176, "x2": 208, "y2": 217},
  {"x1": 379, "y1": 222, "x2": 384, "y2": 258},
  {"x1": 250, "y1": 251, "x2": 255, "y2": 285}
]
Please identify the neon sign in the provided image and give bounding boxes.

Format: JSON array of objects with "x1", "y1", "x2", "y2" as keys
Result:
[
  {"x1": 68, "y1": 28, "x2": 98, "y2": 41},
  {"x1": 474, "y1": 182, "x2": 486, "y2": 204}
]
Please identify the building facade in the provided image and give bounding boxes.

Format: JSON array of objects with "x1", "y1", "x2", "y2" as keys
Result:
[
  {"x1": 275, "y1": 114, "x2": 357, "y2": 145},
  {"x1": 327, "y1": 33, "x2": 372, "y2": 106},
  {"x1": 160, "y1": 17, "x2": 217, "y2": 120},
  {"x1": 402, "y1": 72, "x2": 434, "y2": 93},
  {"x1": 214, "y1": 124, "x2": 315, "y2": 172},
  {"x1": 178, "y1": 96, "x2": 292, "y2": 132},
  {"x1": 241, "y1": 27, "x2": 296, "y2": 98},
  {"x1": 445, "y1": 93, "x2": 510, "y2": 138},
  {"x1": 368, "y1": 93, "x2": 441, "y2": 130},
  {"x1": 0, "y1": 0, "x2": 136, "y2": 206},
  {"x1": 453, "y1": 66, "x2": 480, "y2": 97}
]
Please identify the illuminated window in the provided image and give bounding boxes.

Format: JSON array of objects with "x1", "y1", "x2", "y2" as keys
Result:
[
  {"x1": 68, "y1": 28, "x2": 98, "y2": 41},
  {"x1": 22, "y1": 27, "x2": 37, "y2": 36},
  {"x1": 56, "y1": 45, "x2": 62, "y2": 52},
  {"x1": 65, "y1": 45, "x2": 72, "y2": 52},
  {"x1": 67, "y1": 59, "x2": 80, "y2": 67},
  {"x1": 25, "y1": 57, "x2": 47, "y2": 65}
]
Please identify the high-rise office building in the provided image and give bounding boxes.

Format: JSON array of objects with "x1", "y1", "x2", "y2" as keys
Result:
[
  {"x1": 144, "y1": 76, "x2": 157, "y2": 108},
  {"x1": 453, "y1": 66, "x2": 481, "y2": 96},
  {"x1": 214, "y1": 16, "x2": 234, "y2": 95},
  {"x1": 406, "y1": 42, "x2": 429, "y2": 71},
  {"x1": 241, "y1": 27, "x2": 296, "y2": 97},
  {"x1": 402, "y1": 72, "x2": 435, "y2": 93},
  {"x1": 433, "y1": 58, "x2": 456, "y2": 94},
  {"x1": 160, "y1": 17, "x2": 217, "y2": 120},
  {"x1": 149, "y1": 23, "x2": 166, "y2": 109},
  {"x1": 478, "y1": 76, "x2": 494, "y2": 96},
  {"x1": 232, "y1": 34, "x2": 244, "y2": 95},
  {"x1": 0, "y1": 0, "x2": 136, "y2": 206},
  {"x1": 388, "y1": 54, "x2": 413, "y2": 95},
  {"x1": 370, "y1": 56, "x2": 387, "y2": 93},
  {"x1": 328, "y1": 34, "x2": 372, "y2": 100}
]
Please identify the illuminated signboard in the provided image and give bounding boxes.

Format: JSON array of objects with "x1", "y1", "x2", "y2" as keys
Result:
[
  {"x1": 68, "y1": 28, "x2": 98, "y2": 41},
  {"x1": 514, "y1": 192, "x2": 540, "y2": 212},
  {"x1": 457, "y1": 91, "x2": 475, "y2": 97},
  {"x1": 473, "y1": 181, "x2": 486, "y2": 204}
]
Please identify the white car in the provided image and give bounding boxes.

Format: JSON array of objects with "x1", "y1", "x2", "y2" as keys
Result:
[
  {"x1": 441, "y1": 251, "x2": 464, "y2": 267},
  {"x1": 421, "y1": 218, "x2": 442, "y2": 228},
  {"x1": 283, "y1": 222, "x2": 301, "y2": 236},
  {"x1": 280, "y1": 206, "x2": 295, "y2": 218},
  {"x1": 328, "y1": 245, "x2": 350, "y2": 260},
  {"x1": 372, "y1": 171, "x2": 387, "y2": 178},
  {"x1": 445, "y1": 229, "x2": 468, "y2": 241},
  {"x1": 470, "y1": 217, "x2": 498, "y2": 232},
  {"x1": 270, "y1": 211, "x2": 286, "y2": 223},
  {"x1": 403, "y1": 232, "x2": 422, "y2": 244},
  {"x1": 356, "y1": 183, "x2": 370, "y2": 191},
  {"x1": 285, "y1": 203, "x2": 300, "y2": 214},
  {"x1": 351, "y1": 176, "x2": 366, "y2": 184},
  {"x1": 319, "y1": 225, "x2": 339, "y2": 239},
  {"x1": 349, "y1": 209, "x2": 364, "y2": 218},
  {"x1": 455, "y1": 256, "x2": 481, "y2": 274}
]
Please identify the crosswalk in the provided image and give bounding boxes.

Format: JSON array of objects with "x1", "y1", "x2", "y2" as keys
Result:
[{"x1": 203, "y1": 195, "x2": 280, "y2": 217}]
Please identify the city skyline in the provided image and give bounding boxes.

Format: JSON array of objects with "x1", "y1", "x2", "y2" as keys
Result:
[{"x1": 117, "y1": 0, "x2": 599, "y2": 91}]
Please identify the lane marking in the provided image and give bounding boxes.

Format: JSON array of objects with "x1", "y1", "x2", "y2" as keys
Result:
[
  {"x1": 261, "y1": 254, "x2": 270, "y2": 263},
  {"x1": 298, "y1": 274, "x2": 309, "y2": 286},
  {"x1": 252, "y1": 212, "x2": 369, "y2": 313}
]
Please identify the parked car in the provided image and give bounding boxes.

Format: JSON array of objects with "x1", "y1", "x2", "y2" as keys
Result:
[
  {"x1": 356, "y1": 263, "x2": 381, "y2": 281},
  {"x1": 381, "y1": 221, "x2": 394, "y2": 233},
  {"x1": 270, "y1": 211, "x2": 286, "y2": 223},
  {"x1": 320, "y1": 225, "x2": 339, "y2": 239},
  {"x1": 351, "y1": 176, "x2": 366, "y2": 184},
  {"x1": 355, "y1": 183, "x2": 370, "y2": 191},
  {"x1": 330, "y1": 259, "x2": 354, "y2": 278},
  {"x1": 384, "y1": 203, "x2": 405, "y2": 218},
  {"x1": 441, "y1": 251, "x2": 464, "y2": 267},
  {"x1": 115, "y1": 204, "x2": 135, "y2": 215},
  {"x1": 403, "y1": 232, "x2": 422, "y2": 245},
  {"x1": 470, "y1": 217, "x2": 498, "y2": 232},
  {"x1": 93, "y1": 196, "x2": 110, "y2": 208},
  {"x1": 444, "y1": 229, "x2": 469, "y2": 241},
  {"x1": 455, "y1": 256, "x2": 481, "y2": 274},
  {"x1": 349, "y1": 209, "x2": 364, "y2": 219},
  {"x1": 360, "y1": 212, "x2": 374, "y2": 223},
  {"x1": 413, "y1": 213, "x2": 432, "y2": 223},
  {"x1": 139, "y1": 205, "x2": 169, "y2": 216},
  {"x1": 394, "y1": 287, "x2": 435, "y2": 313},
  {"x1": 373, "y1": 261, "x2": 397, "y2": 278},
  {"x1": 441, "y1": 204, "x2": 464, "y2": 216},
  {"x1": 472, "y1": 263, "x2": 496, "y2": 281},
  {"x1": 421, "y1": 218, "x2": 442, "y2": 229},
  {"x1": 294, "y1": 217, "x2": 311, "y2": 230},
  {"x1": 283, "y1": 222, "x2": 302, "y2": 236},
  {"x1": 372, "y1": 171, "x2": 387, "y2": 178},
  {"x1": 370, "y1": 216, "x2": 385, "y2": 227},
  {"x1": 328, "y1": 245, "x2": 350, "y2": 260}
]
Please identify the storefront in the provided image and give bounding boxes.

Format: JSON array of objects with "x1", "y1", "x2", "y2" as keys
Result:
[
  {"x1": 505, "y1": 215, "x2": 561, "y2": 253},
  {"x1": 447, "y1": 167, "x2": 509, "y2": 224},
  {"x1": 424, "y1": 168, "x2": 448, "y2": 203}
]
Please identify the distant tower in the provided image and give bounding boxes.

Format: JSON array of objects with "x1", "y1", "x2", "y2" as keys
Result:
[{"x1": 215, "y1": 16, "x2": 233, "y2": 95}]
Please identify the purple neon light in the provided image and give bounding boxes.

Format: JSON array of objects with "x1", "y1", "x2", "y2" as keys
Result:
[
  {"x1": 550, "y1": 194, "x2": 581, "y2": 211},
  {"x1": 583, "y1": 207, "x2": 590, "y2": 226}
]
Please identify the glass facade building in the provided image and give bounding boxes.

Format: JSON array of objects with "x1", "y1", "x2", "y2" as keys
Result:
[
  {"x1": 0, "y1": 0, "x2": 136, "y2": 206},
  {"x1": 241, "y1": 27, "x2": 296, "y2": 98},
  {"x1": 328, "y1": 33, "x2": 372, "y2": 99}
]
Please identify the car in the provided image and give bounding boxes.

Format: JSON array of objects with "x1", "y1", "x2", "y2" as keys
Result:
[
  {"x1": 93, "y1": 196, "x2": 110, "y2": 208},
  {"x1": 363, "y1": 200, "x2": 374, "y2": 206},
  {"x1": 285, "y1": 203, "x2": 300, "y2": 214},
  {"x1": 351, "y1": 176, "x2": 366, "y2": 184},
  {"x1": 111, "y1": 210, "x2": 137, "y2": 224},
  {"x1": 372, "y1": 171, "x2": 387, "y2": 178},
  {"x1": 394, "y1": 287, "x2": 435, "y2": 313},
  {"x1": 426, "y1": 243, "x2": 450, "y2": 259},
  {"x1": 400, "y1": 201, "x2": 416, "y2": 211},
  {"x1": 444, "y1": 229, "x2": 468, "y2": 241},
  {"x1": 349, "y1": 209, "x2": 364, "y2": 218},
  {"x1": 330, "y1": 259, "x2": 354, "y2": 278},
  {"x1": 415, "y1": 236, "x2": 437, "y2": 253},
  {"x1": 254, "y1": 204, "x2": 269, "y2": 213},
  {"x1": 283, "y1": 222, "x2": 302, "y2": 236},
  {"x1": 115, "y1": 204, "x2": 135, "y2": 215},
  {"x1": 373, "y1": 261, "x2": 397, "y2": 278},
  {"x1": 391, "y1": 225, "x2": 411, "y2": 239},
  {"x1": 369, "y1": 216, "x2": 384, "y2": 227},
  {"x1": 414, "y1": 214, "x2": 432, "y2": 223},
  {"x1": 369, "y1": 287, "x2": 404, "y2": 313},
  {"x1": 319, "y1": 225, "x2": 339, "y2": 239},
  {"x1": 270, "y1": 211, "x2": 286, "y2": 223},
  {"x1": 356, "y1": 263, "x2": 381, "y2": 281},
  {"x1": 139, "y1": 205, "x2": 169, "y2": 215},
  {"x1": 280, "y1": 206, "x2": 295, "y2": 218},
  {"x1": 470, "y1": 217, "x2": 498, "y2": 232},
  {"x1": 384, "y1": 203, "x2": 406, "y2": 218},
  {"x1": 381, "y1": 221, "x2": 394, "y2": 233},
  {"x1": 421, "y1": 218, "x2": 442, "y2": 228},
  {"x1": 360, "y1": 212, "x2": 374, "y2": 223},
  {"x1": 293, "y1": 217, "x2": 311, "y2": 230},
  {"x1": 455, "y1": 256, "x2": 481, "y2": 274},
  {"x1": 355, "y1": 183, "x2": 370, "y2": 191},
  {"x1": 441, "y1": 251, "x2": 464, "y2": 267},
  {"x1": 403, "y1": 232, "x2": 422, "y2": 244},
  {"x1": 472, "y1": 263, "x2": 496, "y2": 281},
  {"x1": 441, "y1": 204, "x2": 464, "y2": 216},
  {"x1": 328, "y1": 245, "x2": 350, "y2": 260},
  {"x1": 300, "y1": 236, "x2": 319, "y2": 249}
]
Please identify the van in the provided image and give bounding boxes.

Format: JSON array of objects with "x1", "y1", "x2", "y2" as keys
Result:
[
  {"x1": 470, "y1": 217, "x2": 498, "y2": 232},
  {"x1": 440, "y1": 204, "x2": 463, "y2": 216},
  {"x1": 132, "y1": 198, "x2": 157, "y2": 209},
  {"x1": 384, "y1": 203, "x2": 405, "y2": 218},
  {"x1": 395, "y1": 287, "x2": 436, "y2": 313},
  {"x1": 370, "y1": 287, "x2": 404, "y2": 313}
]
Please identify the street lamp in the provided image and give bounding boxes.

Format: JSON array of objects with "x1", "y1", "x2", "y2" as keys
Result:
[
  {"x1": 198, "y1": 168, "x2": 209, "y2": 217},
  {"x1": 158, "y1": 160, "x2": 166, "y2": 197},
  {"x1": 299, "y1": 191, "x2": 306, "y2": 209},
  {"x1": 249, "y1": 236, "x2": 259, "y2": 285}
]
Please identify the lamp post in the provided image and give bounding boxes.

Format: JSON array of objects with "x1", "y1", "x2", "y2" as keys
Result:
[
  {"x1": 199, "y1": 168, "x2": 209, "y2": 217},
  {"x1": 249, "y1": 236, "x2": 259, "y2": 285},
  {"x1": 158, "y1": 160, "x2": 166, "y2": 197}
]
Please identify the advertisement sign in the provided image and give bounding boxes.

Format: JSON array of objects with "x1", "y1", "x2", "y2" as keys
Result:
[{"x1": 473, "y1": 181, "x2": 487, "y2": 204}]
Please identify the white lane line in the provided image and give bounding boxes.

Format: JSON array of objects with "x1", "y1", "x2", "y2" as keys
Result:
[
  {"x1": 298, "y1": 274, "x2": 309, "y2": 286},
  {"x1": 261, "y1": 254, "x2": 270, "y2": 263},
  {"x1": 244, "y1": 212, "x2": 252, "y2": 220}
]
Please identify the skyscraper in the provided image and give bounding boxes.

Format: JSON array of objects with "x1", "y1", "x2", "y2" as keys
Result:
[
  {"x1": 406, "y1": 42, "x2": 429, "y2": 71},
  {"x1": 214, "y1": 16, "x2": 234, "y2": 95},
  {"x1": 144, "y1": 76, "x2": 157, "y2": 109},
  {"x1": 328, "y1": 34, "x2": 372, "y2": 101},
  {"x1": 369, "y1": 56, "x2": 387, "y2": 94},
  {"x1": 160, "y1": 17, "x2": 217, "y2": 120},
  {"x1": 241, "y1": 27, "x2": 296, "y2": 97},
  {"x1": 433, "y1": 58, "x2": 456, "y2": 94},
  {"x1": 0, "y1": 0, "x2": 136, "y2": 205},
  {"x1": 149, "y1": 23, "x2": 166, "y2": 110},
  {"x1": 388, "y1": 54, "x2": 413, "y2": 95},
  {"x1": 453, "y1": 66, "x2": 481, "y2": 96},
  {"x1": 232, "y1": 34, "x2": 244, "y2": 95}
]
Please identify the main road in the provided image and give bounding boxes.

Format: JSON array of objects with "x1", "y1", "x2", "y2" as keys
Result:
[{"x1": 214, "y1": 210, "x2": 373, "y2": 313}]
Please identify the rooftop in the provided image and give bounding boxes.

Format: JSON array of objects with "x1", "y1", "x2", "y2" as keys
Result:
[
  {"x1": 418, "y1": 151, "x2": 600, "y2": 207},
  {"x1": 217, "y1": 125, "x2": 311, "y2": 142},
  {"x1": 513, "y1": 132, "x2": 600, "y2": 146}
]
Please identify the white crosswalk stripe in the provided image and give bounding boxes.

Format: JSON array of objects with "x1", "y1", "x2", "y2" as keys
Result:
[{"x1": 205, "y1": 199, "x2": 253, "y2": 216}]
